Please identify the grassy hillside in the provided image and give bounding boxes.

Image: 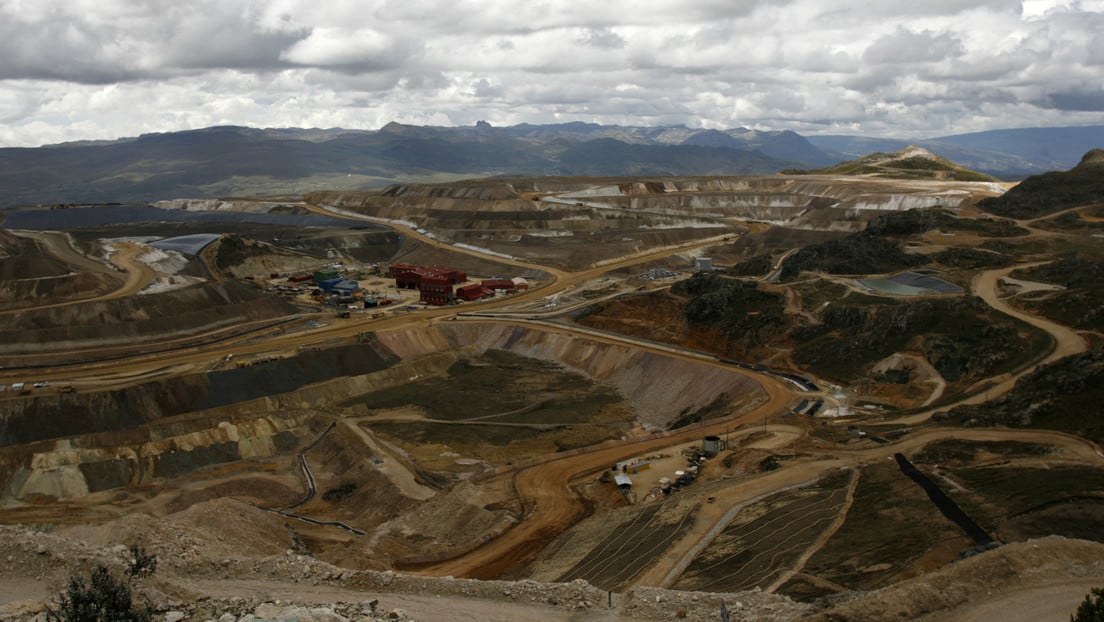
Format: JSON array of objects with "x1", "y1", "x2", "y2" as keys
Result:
[
  {"x1": 791, "y1": 296, "x2": 1047, "y2": 385},
  {"x1": 977, "y1": 149, "x2": 1104, "y2": 219},
  {"x1": 776, "y1": 231, "x2": 926, "y2": 280},
  {"x1": 936, "y1": 347, "x2": 1104, "y2": 444}
]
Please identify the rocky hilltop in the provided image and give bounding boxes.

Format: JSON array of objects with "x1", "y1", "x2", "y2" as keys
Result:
[{"x1": 789, "y1": 145, "x2": 998, "y2": 182}]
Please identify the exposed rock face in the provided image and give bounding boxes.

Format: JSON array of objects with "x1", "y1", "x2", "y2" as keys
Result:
[
  {"x1": 0, "y1": 341, "x2": 401, "y2": 447},
  {"x1": 0, "y1": 323, "x2": 758, "y2": 503},
  {"x1": 381, "y1": 184, "x2": 522, "y2": 202},
  {"x1": 0, "y1": 281, "x2": 298, "y2": 355},
  {"x1": 3, "y1": 413, "x2": 314, "y2": 501}
]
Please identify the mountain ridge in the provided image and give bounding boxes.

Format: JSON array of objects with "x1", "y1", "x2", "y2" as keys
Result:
[{"x1": 1, "y1": 122, "x2": 1099, "y2": 208}]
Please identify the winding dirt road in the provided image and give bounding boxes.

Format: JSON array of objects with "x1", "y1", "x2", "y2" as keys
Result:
[
  {"x1": 401, "y1": 370, "x2": 792, "y2": 579},
  {"x1": 0, "y1": 237, "x2": 154, "y2": 316},
  {"x1": 888, "y1": 261, "x2": 1090, "y2": 426}
]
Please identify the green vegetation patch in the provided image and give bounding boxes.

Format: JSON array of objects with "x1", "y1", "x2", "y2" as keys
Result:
[
  {"x1": 322, "y1": 482, "x2": 357, "y2": 503},
  {"x1": 936, "y1": 347, "x2": 1104, "y2": 444},
  {"x1": 932, "y1": 248, "x2": 1013, "y2": 270},
  {"x1": 775, "y1": 208, "x2": 1023, "y2": 281},
  {"x1": 214, "y1": 234, "x2": 269, "y2": 269},
  {"x1": 791, "y1": 296, "x2": 1048, "y2": 384},
  {"x1": 866, "y1": 208, "x2": 1027, "y2": 238},
  {"x1": 673, "y1": 272, "x2": 789, "y2": 351},
  {"x1": 728, "y1": 254, "x2": 772, "y2": 277},
  {"x1": 1035, "y1": 204, "x2": 1104, "y2": 232},
  {"x1": 779, "y1": 231, "x2": 927, "y2": 281},
  {"x1": 791, "y1": 279, "x2": 850, "y2": 313}
]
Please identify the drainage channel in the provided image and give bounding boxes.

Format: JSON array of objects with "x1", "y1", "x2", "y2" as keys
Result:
[
  {"x1": 894, "y1": 453, "x2": 994, "y2": 547},
  {"x1": 258, "y1": 421, "x2": 366, "y2": 536}
]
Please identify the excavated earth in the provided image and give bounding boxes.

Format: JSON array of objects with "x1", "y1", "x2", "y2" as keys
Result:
[
  {"x1": 307, "y1": 175, "x2": 1004, "y2": 269},
  {"x1": 3, "y1": 174, "x2": 1101, "y2": 621},
  {"x1": 0, "y1": 323, "x2": 765, "y2": 566},
  {"x1": 0, "y1": 229, "x2": 123, "y2": 311}
]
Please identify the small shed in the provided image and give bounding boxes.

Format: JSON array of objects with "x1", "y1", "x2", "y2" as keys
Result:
[
  {"x1": 703, "y1": 435, "x2": 725, "y2": 456},
  {"x1": 616, "y1": 458, "x2": 650, "y2": 474},
  {"x1": 614, "y1": 474, "x2": 632, "y2": 489},
  {"x1": 481, "y1": 278, "x2": 515, "y2": 291}
]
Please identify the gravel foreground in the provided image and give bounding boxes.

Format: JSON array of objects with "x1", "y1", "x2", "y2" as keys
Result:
[
  {"x1": 0, "y1": 523, "x2": 808, "y2": 621},
  {"x1": 2, "y1": 523, "x2": 1103, "y2": 622}
]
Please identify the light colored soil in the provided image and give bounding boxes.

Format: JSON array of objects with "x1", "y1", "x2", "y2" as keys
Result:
[{"x1": 926, "y1": 580, "x2": 1102, "y2": 622}]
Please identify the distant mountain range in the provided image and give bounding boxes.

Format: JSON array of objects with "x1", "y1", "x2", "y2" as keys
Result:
[{"x1": 0, "y1": 122, "x2": 1100, "y2": 208}]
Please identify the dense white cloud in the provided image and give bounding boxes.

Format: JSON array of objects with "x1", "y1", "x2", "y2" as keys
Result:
[{"x1": 0, "y1": 0, "x2": 1101, "y2": 146}]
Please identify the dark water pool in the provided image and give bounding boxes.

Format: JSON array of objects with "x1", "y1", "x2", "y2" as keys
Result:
[{"x1": 2, "y1": 204, "x2": 366, "y2": 230}]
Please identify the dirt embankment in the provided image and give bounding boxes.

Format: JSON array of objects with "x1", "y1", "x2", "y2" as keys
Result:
[
  {"x1": 806, "y1": 536, "x2": 1104, "y2": 622},
  {"x1": 3, "y1": 513, "x2": 1098, "y2": 622},
  {"x1": 0, "y1": 230, "x2": 123, "y2": 311},
  {"x1": 0, "y1": 232, "x2": 73, "y2": 279},
  {"x1": 0, "y1": 280, "x2": 298, "y2": 354},
  {"x1": 377, "y1": 323, "x2": 766, "y2": 430},
  {"x1": 0, "y1": 411, "x2": 315, "y2": 502},
  {"x1": 0, "y1": 342, "x2": 402, "y2": 447}
]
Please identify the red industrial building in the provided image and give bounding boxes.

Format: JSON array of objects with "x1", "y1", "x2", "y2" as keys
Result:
[
  {"x1": 456, "y1": 283, "x2": 492, "y2": 301},
  {"x1": 390, "y1": 264, "x2": 467, "y2": 288},
  {"x1": 481, "y1": 278, "x2": 515, "y2": 291},
  {"x1": 419, "y1": 275, "x2": 455, "y2": 305}
]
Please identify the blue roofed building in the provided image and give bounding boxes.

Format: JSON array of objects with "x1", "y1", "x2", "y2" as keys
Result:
[{"x1": 329, "y1": 279, "x2": 361, "y2": 295}]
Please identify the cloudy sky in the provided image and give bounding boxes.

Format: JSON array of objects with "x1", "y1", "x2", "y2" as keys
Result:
[{"x1": 1, "y1": 0, "x2": 1101, "y2": 147}]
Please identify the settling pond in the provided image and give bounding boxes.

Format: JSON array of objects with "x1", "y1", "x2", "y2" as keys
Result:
[
  {"x1": 858, "y1": 271, "x2": 962, "y2": 296},
  {"x1": 2, "y1": 204, "x2": 366, "y2": 231}
]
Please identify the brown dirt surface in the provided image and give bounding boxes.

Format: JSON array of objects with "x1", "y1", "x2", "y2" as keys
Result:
[
  {"x1": 0, "y1": 230, "x2": 125, "y2": 311},
  {"x1": 401, "y1": 367, "x2": 789, "y2": 580}
]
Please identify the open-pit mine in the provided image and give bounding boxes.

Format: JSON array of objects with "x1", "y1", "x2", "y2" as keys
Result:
[{"x1": 2, "y1": 160, "x2": 1103, "y2": 621}]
